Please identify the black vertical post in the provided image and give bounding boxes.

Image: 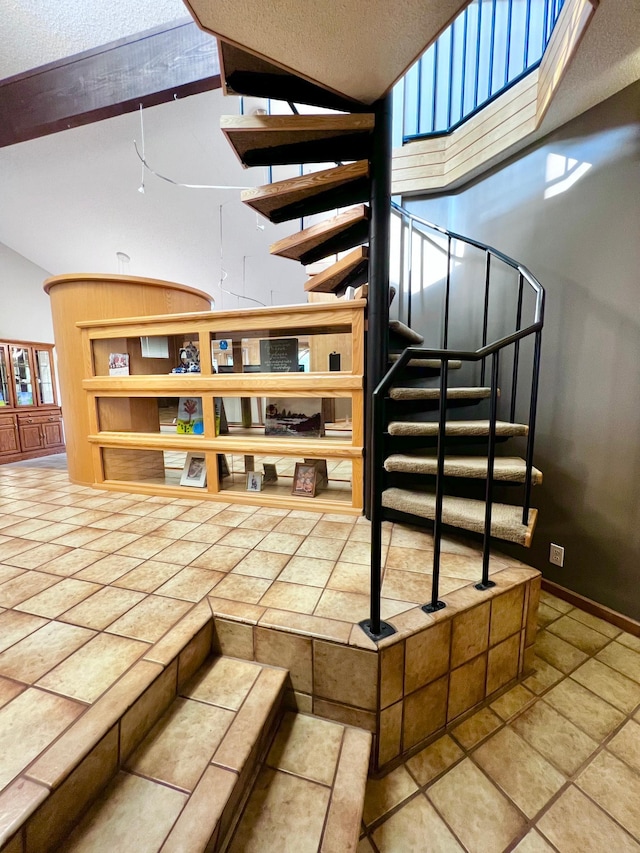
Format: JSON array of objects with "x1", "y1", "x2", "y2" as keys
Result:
[
  {"x1": 360, "y1": 91, "x2": 395, "y2": 643},
  {"x1": 477, "y1": 351, "x2": 499, "y2": 590}
]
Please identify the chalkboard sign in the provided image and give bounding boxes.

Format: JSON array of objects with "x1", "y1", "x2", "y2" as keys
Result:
[{"x1": 260, "y1": 338, "x2": 299, "y2": 372}]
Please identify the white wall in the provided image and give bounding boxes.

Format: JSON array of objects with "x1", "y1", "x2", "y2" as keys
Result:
[{"x1": 0, "y1": 243, "x2": 54, "y2": 342}]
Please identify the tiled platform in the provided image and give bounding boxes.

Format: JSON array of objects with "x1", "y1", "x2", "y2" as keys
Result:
[{"x1": 0, "y1": 455, "x2": 546, "y2": 851}]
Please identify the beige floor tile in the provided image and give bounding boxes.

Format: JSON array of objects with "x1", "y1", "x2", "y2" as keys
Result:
[
  {"x1": 338, "y1": 540, "x2": 374, "y2": 566},
  {"x1": 37, "y1": 548, "x2": 102, "y2": 577},
  {"x1": 82, "y1": 530, "x2": 142, "y2": 553},
  {"x1": 255, "y1": 627, "x2": 311, "y2": 692},
  {"x1": 571, "y1": 658, "x2": 640, "y2": 713},
  {"x1": 267, "y1": 712, "x2": 343, "y2": 785},
  {"x1": 389, "y1": 526, "x2": 434, "y2": 550},
  {"x1": 15, "y1": 577, "x2": 101, "y2": 618},
  {"x1": 539, "y1": 592, "x2": 572, "y2": 613},
  {"x1": 295, "y1": 536, "x2": 346, "y2": 560},
  {"x1": 452, "y1": 707, "x2": 503, "y2": 750},
  {"x1": 278, "y1": 555, "x2": 334, "y2": 587},
  {"x1": 568, "y1": 609, "x2": 622, "y2": 639},
  {"x1": 405, "y1": 620, "x2": 451, "y2": 694},
  {"x1": 523, "y1": 655, "x2": 564, "y2": 694},
  {"x1": 213, "y1": 509, "x2": 256, "y2": 527},
  {"x1": 154, "y1": 566, "x2": 223, "y2": 601},
  {"x1": 87, "y1": 514, "x2": 134, "y2": 532},
  {"x1": 177, "y1": 504, "x2": 227, "y2": 523},
  {"x1": 327, "y1": 560, "x2": 370, "y2": 594},
  {"x1": 535, "y1": 629, "x2": 588, "y2": 673},
  {"x1": 5, "y1": 542, "x2": 72, "y2": 569},
  {"x1": 183, "y1": 656, "x2": 262, "y2": 710},
  {"x1": 106, "y1": 595, "x2": 192, "y2": 642},
  {"x1": 0, "y1": 538, "x2": 41, "y2": 559},
  {"x1": 210, "y1": 574, "x2": 272, "y2": 604},
  {"x1": 217, "y1": 527, "x2": 268, "y2": 549},
  {"x1": 544, "y1": 676, "x2": 625, "y2": 739},
  {"x1": 228, "y1": 766, "x2": 330, "y2": 853},
  {"x1": 427, "y1": 758, "x2": 526, "y2": 853},
  {"x1": 0, "y1": 566, "x2": 24, "y2": 588},
  {"x1": 190, "y1": 544, "x2": 249, "y2": 572},
  {"x1": 51, "y1": 527, "x2": 110, "y2": 547},
  {"x1": 536, "y1": 601, "x2": 563, "y2": 628},
  {"x1": 231, "y1": 549, "x2": 290, "y2": 580},
  {"x1": 259, "y1": 580, "x2": 323, "y2": 614},
  {"x1": 385, "y1": 544, "x2": 435, "y2": 573},
  {"x1": 608, "y1": 718, "x2": 640, "y2": 774},
  {"x1": 314, "y1": 640, "x2": 377, "y2": 710},
  {"x1": 451, "y1": 602, "x2": 490, "y2": 668},
  {"x1": 0, "y1": 609, "x2": 48, "y2": 653},
  {"x1": 511, "y1": 830, "x2": 557, "y2": 853},
  {"x1": 147, "y1": 504, "x2": 189, "y2": 520},
  {"x1": 272, "y1": 517, "x2": 318, "y2": 535},
  {"x1": 490, "y1": 683, "x2": 536, "y2": 720},
  {"x1": 312, "y1": 588, "x2": 371, "y2": 623},
  {"x1": 577, "y1": 749, "x2": 640, "y2": 839},
  {"x1": 60, "y1": 586, "x2": 146, "y2": 630},
  {"x1": 547, "y1": 614, "x2": 612, "y2": 655},
  {"x1": 537, "y1": 785, "x2": 640, "y2": 853},
  {"x1": 181, "y1": 522, "x2": 229, "y2": 544},
  {"x1": 381, "y1": 568, "x2": 432, "y2": 604},
  {"x1": 310, "y1": 521, "x2": 352, "y2": 542},
  {"x1": 0, "y1": 676, "x2": 25, "y2": 709},
  {"x1": 448, "y1": 654, "x2": 487, "y2": 722},
  {"x1": 74, "y1": 554, "x2": 144, "y2": 584},
  {"x1": 474, "y1": 726, "x2": 565, "y2": 817},
  {"x1": 255, "y1": 531, "x2": 305, "y2": 555},
  {"x1": 115, "y1": 535, "x2": 174, "y2": 559},
  {"x1": 150, "y1": 539, "x2": 211, "y2": 566},
  {"x1": 0, "y1": 571, "x2": 62, "y2": 608},
  {"x1": 618, "y1": 632, "x2": 640, "y2": 653},
  {"x1": 372, "y1": 792, "x2": 464, "y2": 852},
  {"x1": 112, "y1": 559, "x2": 183, "y2": 593},
  {"x1": 363, "y1": 766, "x2": 419, "y2": 827},
  {"x1": 0, "y1": 620, "x2": 94, "y2": 683},
  {"x1": 118, "y1": 516, "x2": 167, "y2": 534},
  {"x1": 406, "y1": 734, "x2": 464, "y2": 786},
  {"x1": 404, "y1": 675, "x2": 448, "y2": 749},
  {"x1": 37, "y1": 632, "x2": 149, "y2": 703},
  {"x1": 62, "y1": 770, "x2": 188, "y2": 853},
  {"x1": 126, "y1": 696, "x2": 233, "y2": 792},
  {"x1": 596, "y1": 641, "x2": 640, "y2": 684},
  {"x1": 510, "y1": 700, "x2": 599, "y2": 775},
  {"x1": 0, "y1": 686, "x2": 84, "y2": 791}
]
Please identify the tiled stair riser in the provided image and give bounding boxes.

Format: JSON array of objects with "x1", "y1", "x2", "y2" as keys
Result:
[{"x1": 213, "y1": 569, "x2": 540, "y2": 773}]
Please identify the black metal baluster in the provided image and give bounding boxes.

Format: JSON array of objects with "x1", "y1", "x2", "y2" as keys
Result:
[
  {"x1": 474, "y1": 0, "x2": 483, "y2": 109},
  {"x1": 488, "y1": 0, "x2": 497, "y2": 96},
  {"x1": 510, "y1": 273, "x2": 524, "y2": 422},
  {"x1": 523, "y1": 329, "x2": 542, "y2": 525},
  {"x1": 505, "y1": 0, "x2": 514, "y2": 86},
  {"x1": 423, "y1": 358, "x2": 449, "y2": 613},
  {"x1": 460, "y1": 8, "x2": 469, "y2": 122},
  {"x1": 443, "y1": 235, "x2": 452, "y2": 348},
  {"x1": 524, "y1": 0, "x2": 533, "y2": 67},
  {"x1": 480, "y1": 252, "x2": 491, "y2": 384},
  {"x1": 407, "y1": 218, "x2": 414, "y2": 331},
  {"x1": 477, "y1": 351, "x2": 499, "y2": 590}
]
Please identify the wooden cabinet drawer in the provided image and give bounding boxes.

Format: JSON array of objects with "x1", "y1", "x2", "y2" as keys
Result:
[{"x1": 0, "y1": 413, "x2": 17, "y2": 428}]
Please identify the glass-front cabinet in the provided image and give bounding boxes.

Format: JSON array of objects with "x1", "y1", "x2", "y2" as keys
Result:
[{"x1": 0, "y1": 339, "x2": 64, "y2": 464}]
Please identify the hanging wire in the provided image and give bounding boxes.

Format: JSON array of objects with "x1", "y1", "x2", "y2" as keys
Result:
[{"x1": 218, "y1": 203, "x2": 266, "y2": 307}]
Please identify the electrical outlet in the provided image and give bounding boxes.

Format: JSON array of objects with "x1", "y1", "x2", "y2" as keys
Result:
[{"x1": 549, "y1": 543, "x2": 564, "y2": 567}]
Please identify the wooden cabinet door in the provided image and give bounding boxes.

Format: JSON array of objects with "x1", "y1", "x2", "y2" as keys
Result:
[
  {"x1": 43, "y1": 420, "x2": 64, "y2": 448},
  {"x1": 0, "y1": 423, "x2": 19, "y2": 456},
  {"x1": 19, "y1": 422, "x2": 44, "y2": 451}
]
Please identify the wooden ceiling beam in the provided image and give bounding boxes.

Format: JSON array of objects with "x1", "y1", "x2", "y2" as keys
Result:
[{"x1": 0, "y1": 19, "x2": 221, "y2": 148}]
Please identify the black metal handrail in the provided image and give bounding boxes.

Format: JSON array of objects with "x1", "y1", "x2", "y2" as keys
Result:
[{"x1": 362, "y1": 204, "x2": 544, "y2": 640}]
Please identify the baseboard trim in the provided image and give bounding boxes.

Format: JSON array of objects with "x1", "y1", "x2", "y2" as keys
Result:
[{"x1": 542, "y1": 578, "x2": 640, "y2": 637}]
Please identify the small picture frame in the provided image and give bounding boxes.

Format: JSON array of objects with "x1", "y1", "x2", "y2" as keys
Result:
[
  {"x1": 263, "y1": 463, "x2": 278, "y2": 484},
  {"x1": 246, "y1": 471, "x2": 263, "y2": 492},
  {"x1": 292, "y1": 462, "x2": 318, "y2": 497},
  {"x1": 244, "y1": 455, "x2": 255, "y2": 472},
  {"x1": 180, "y1": 452, "x2": 207, "y2": 488},
  {"x1": 304, "y1": 458, "x2": 328, "y2": 490}
]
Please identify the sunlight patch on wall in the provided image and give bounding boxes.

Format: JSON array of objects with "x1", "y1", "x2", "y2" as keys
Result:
[{"x1": 544, "y1": 152, "x2": 592, "y2": 199}]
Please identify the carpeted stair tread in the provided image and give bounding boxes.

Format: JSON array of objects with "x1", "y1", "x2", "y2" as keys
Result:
[
  {"x1": 388, "y1": 419, "x2": 529, "y2": 437},
  {"x1": 227, "y1": 712, "x2": 371, "y2": 852},
  {"x1": 384, "y1": 453, "x2": 543, "y2": 484},
  {"x1": 388, "y1": 320, "x2": 424, "y2": 344},
  {"x1": 382, "y1": 487, "x2": 538, "y2": 546},
  {"x1": 388, "y1": 353, "x2": 463, "y2": 369},
  {"x1": 390, "y1": 386, "x2": 492, "y2": 401}
]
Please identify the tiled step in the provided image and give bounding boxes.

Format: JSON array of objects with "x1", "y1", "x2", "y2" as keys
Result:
[
  {"x1": 388, "y1": 419, "x2": 529, "y2": 437},
  {"x1": 242, "y1": 160, "x2": 370, "y2": 224},
  {"x1": 382, "y1": 487, "x2": 538, "y2": 546},
  {"x1": 221, "y1": 114, "x2": 374, "y2": 167},
  {"x1": 227, "y1": 711, "x2": 371, "y2": 853},
  {"x1": 389, "y1": 386, "x2": 492, "y2": 401},
  {"x1": 57, "y1": 656, "x2": 288, "y2": 853},
  {"x1": 384, "y1": 453, "x2": 543, "y2": 484},
  {"x1": 305, "y1": 246, "x2": 368, "y2": 294},
  {"x1": 218, "y1": 42, "x2": 369, "y2": 113},
  {"x1": 270, "y1": 205, "x2": 370, "y2": 265}
]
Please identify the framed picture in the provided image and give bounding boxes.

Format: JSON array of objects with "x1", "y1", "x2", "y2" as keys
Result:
[
  {"x1": 292, "y1": 462, "x2": 318, "y2": 497},
  {"x1": 263, "y1": 463, "x2": 278, "y2": 484},
  {"x1": 180, "y1": 452, "x2": 207, "y2": 487},
  {"x1": 244, "y1": 455, "x2": 255, "y2": 472},
  {"x1": 246, "y1": 471, "x2": 263, "y2": 492},
  {"x1": 304, "y1": 458, "x2": 328, "y2": 490},
  {"x1": 108, "y1": 352, "x2": 129, "y2": 376}
]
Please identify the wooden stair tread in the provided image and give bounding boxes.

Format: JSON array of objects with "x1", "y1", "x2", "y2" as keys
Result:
[
  {"x1": 384, "y1": 453, "x2": 543, "y2": 484},
  {"x1": 228, "y1": 711, "x2": 371, "y2": 852},
  {"x1": 218, "y1": 41, "x2": 370, "y2": 113},
  {"x1": 58, "y1": 656, "x2": 288, "y2": 853},
  {"x1": 390, "y1": 386, "x2": 492, "y2": 401},
  {"x1": 242, "y1": 160, "x2": 370, "y2": 223},
  {"x1": 388, "y1": 353, "x2": 463, "y2": 369},
  {"x1": 270, "y1": 205, "x2": 370, "y2": 264},
  {"x1": 304, "y1": 246, "x2": 368, "y2": 293},
  {"x1": 388, "y1": 320, "x2": 424, "y2": 344},
  {"x1": 388, "y1": 419, "x2": 529, "y2": 437},
  {"x1": 382, "y1": 487, "x2": 538, "y2": 546},
  {"x1": 221, "y1": 114, "x2": 374, "y2": 167}
]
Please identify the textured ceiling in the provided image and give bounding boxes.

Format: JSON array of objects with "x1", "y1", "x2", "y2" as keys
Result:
[
  {"x1": 184, "y1": 0, "x2": 470, "y2": 104},
  {"x1": 0, "y1": 0, "x2": 186, "y2": 79}
]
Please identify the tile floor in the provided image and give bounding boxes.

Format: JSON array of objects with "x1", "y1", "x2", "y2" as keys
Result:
[{"x1": 1, "y1": 455, "x2": 640, "y2": 853}]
